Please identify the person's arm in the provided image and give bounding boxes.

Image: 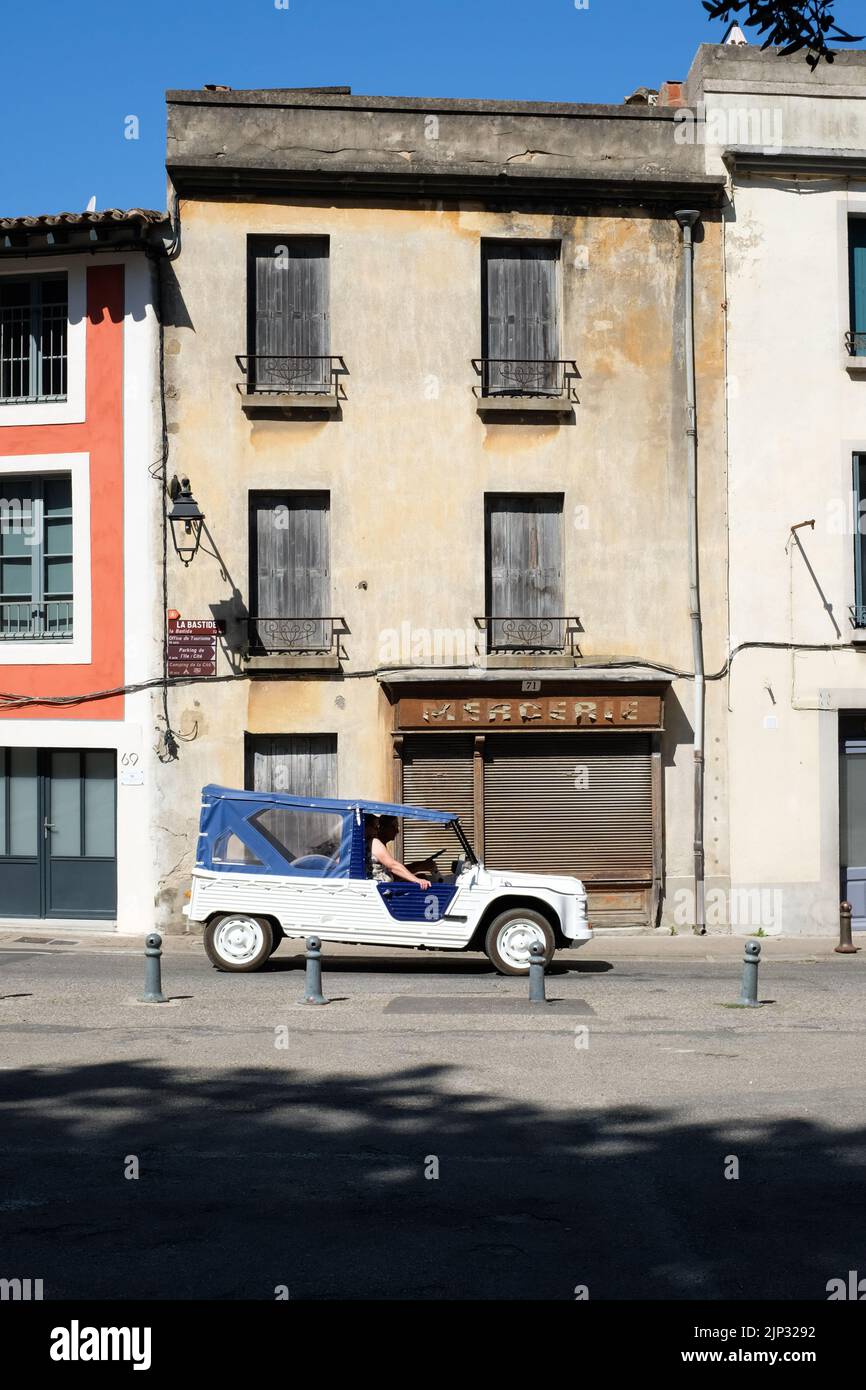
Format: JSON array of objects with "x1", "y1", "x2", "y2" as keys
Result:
[{"x1": 371, "y1": 838, "x2": 430, "y2": 890}]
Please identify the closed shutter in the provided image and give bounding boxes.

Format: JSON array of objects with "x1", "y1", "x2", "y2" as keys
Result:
[
  {"x1": 252, "y1": 237, "x2": 329, "y2": 390},
  {"x1": 246, "y1": 734, "x2": 337, "y2": 860},
  {"x1": 250, "y1": 491, "x2": 330, "y2": 651},
  {"x1": 248, "y1": 734, "x2": 337, "y2": 797},
  {"x1": 483, "y1": 734, "x2": 653, "y2": 882},
  {"x1": 400, "y1": 735, "x2": 476, "y2": 862},
  {"x1": 483, "y1": 242, "x2": 558, "y2": 393},
  {"x1": 486, "y1": 496, "x2": 563, "y2": 650}
]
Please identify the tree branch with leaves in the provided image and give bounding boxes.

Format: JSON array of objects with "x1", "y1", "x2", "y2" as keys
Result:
[{"x1": 704, "y1": 1, "x2": 863, "y2": 67}]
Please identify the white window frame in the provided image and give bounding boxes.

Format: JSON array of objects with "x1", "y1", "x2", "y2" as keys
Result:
[
  {"x1": 0, "y1": 262, "x2": 86, "y2": 425},
  {"x1": 0, "y1": 452, "x2": 91, "y2": 664}
]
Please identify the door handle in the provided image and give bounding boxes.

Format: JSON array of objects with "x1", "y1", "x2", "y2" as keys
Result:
[{"x1": 43, "y1": 817, "x2": 56, "y2": 840}]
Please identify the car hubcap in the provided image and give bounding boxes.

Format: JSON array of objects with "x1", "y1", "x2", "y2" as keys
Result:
[
  {"x1": 214, "y1": 917, "x2": 263, "y2": 965},
  {"x1": 498, "y1": 920, "x2": 546, "y2": 970}
]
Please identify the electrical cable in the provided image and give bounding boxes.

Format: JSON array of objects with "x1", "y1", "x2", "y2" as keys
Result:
[{"x1": 0, "y1": 639, "x2": 849, "y2": 711}]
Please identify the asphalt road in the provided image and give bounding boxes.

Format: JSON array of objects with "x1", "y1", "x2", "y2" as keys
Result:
[{"x1": 1, "y1": 941, "x2": 865, "y2": 1300}]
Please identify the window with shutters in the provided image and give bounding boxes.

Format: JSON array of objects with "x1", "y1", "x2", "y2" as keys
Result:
[
  {"x1": 245, "y1": 734, "x2": 338, "y2": 861},
  {"x1": 848, "y1": 220, "x2": 866, "y2": 359},
  {"x1": 483, "y1": 494, "x2": 567, "y2": 652},
  {"x1": 248, "y1": 491, "x2": 333, "y2": 654},
  {"x1": 245, "y1": 733, "x2": 337, "y2": 797},
  {"x1": 245, "y1": 236, "x2": 333, "y2": 393},
  {"x1": 480, "y1": 241, "x2": 562, "y2": 396}
]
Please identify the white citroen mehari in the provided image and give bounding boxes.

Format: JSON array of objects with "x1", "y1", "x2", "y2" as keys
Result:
[{"x1": 185, "y1": 786, "x2": 591, "y2": 976}]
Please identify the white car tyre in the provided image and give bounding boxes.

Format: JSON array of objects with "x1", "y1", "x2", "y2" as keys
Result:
[
  {"x1": 204, "y1": 913, "x2": 274, "y2": 973},
  {"x1": 484, "y1": 908, "x2": 555, "y2": 976}
]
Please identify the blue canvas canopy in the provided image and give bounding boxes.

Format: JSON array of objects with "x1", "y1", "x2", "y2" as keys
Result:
[
  {"x1": 201, "y1": 785, "x2": 460, "y2": 824},
  {"x1": 195, "y1": 785, "x2": 468, "y2": 878}
]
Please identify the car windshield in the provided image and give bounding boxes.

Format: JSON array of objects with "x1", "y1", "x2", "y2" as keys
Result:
[{"x1": 399, "y1": 816, "x2": 472, "y2": 876}]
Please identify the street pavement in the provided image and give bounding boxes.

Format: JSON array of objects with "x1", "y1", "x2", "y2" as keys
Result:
[{"x1": 1, "y1": 932, "x2": 864, "y2": 1301}]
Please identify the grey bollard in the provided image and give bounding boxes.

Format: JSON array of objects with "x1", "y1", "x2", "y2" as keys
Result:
[
  {"x1": 835, "y1": 901, "x2": 859, "y2": 955},
  {"x1": 737, "y1": 939, "x2": 762, "y2": 1008},
  {"x1": 528, "y1": 943, "x2": 547, "y2": 1004},
  {"x1": 140, "y1": 932, "x2": 168, "y2": 1004},
  {"x1": 300, "y1": 936, "x2": 328, "y2": 1005}
]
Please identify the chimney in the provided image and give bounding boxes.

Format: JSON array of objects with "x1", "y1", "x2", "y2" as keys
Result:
[{"x1": 658, "y1": 80, "x2": 685, "y2": 108}]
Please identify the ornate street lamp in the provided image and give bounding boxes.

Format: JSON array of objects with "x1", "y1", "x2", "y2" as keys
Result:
[{"x1": 168, "y1": 475, "x2": 205, "y2": 566}]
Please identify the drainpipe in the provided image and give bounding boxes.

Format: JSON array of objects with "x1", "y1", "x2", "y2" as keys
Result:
[{"x1": 675, "y1": 209, "x2": 706, "y2": 934}]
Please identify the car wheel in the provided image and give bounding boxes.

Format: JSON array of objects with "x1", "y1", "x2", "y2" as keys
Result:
[
  {"x1": 204, "y1": 914, "x2": 273, "y2": 973},
  {"x1": 484, "y1": 908, "x2": 555, "y2": 977},
  {"x1": 268, "y1": 926, "x2": 284, "y2": 957}
]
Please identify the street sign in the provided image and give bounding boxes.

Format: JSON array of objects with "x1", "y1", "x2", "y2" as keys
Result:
[{"x1": 167, "y1": 616, "x2": 223, "y2": 677}]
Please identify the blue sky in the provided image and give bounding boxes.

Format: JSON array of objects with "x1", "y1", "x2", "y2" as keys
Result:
[{"x1": 2, "y1": 0, "x2": 863, "y2": 215}]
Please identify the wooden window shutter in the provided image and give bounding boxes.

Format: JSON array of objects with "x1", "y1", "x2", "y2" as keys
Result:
[
  {"x1": 486, "y1": 495, "x2": 563, "y2": 649},
  {"x1": 483, "y1": 242, "x2": 559, "y2": 393},
  {"x1": 249, "y1": 491, "x2": 330, "y2": 651},
  {"x1": 247, "y1": 734, "x2": 337, "y2": 798},
  {"x1": 252, "y1": 237, "x2": 330, "y2": 389}
]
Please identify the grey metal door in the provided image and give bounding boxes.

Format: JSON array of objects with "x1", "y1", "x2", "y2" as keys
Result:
[
  {"x1": 840, "y1": 725, "x2": 866, "y2": 928},
  {"x1": 0, "y1": 747, "x2": 116, "y2": 919}
]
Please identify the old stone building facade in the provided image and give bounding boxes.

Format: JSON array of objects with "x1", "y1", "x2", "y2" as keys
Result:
[{"x1": 150, "y1": 81, "x2": 730, "y2": 935}]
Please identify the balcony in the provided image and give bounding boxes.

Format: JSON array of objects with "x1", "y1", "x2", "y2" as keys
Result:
[
  {"x1": 850, "y1": 604, "x2": 866, "y2": 632},
  {"x1": 243, "y1": 615, "x2": 344, "y2": 672},
  {"x1": 472, "y1": 358, "x2": 579, "y2": 414},
  {"x1": 475, "y1": 614, "x2": 583, "y2": 665},
  {"x1": 844, "y1": 333, "x2": 866, "y2": 373},
  {"x1": 236, "y1": 355, "x2": 346, "y2": 412},
  {"x1": 0, "y1": 600, "x2": 73, "y2": 640}
]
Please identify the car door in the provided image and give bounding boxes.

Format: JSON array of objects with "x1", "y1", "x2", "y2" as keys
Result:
[{"x1": 376, "y1": 882, "x2": 458, "y2": 927}]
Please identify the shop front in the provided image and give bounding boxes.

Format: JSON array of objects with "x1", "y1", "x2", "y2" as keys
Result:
[{"x1": 388, "y1": 682, "x2": 666, "y2": 927}]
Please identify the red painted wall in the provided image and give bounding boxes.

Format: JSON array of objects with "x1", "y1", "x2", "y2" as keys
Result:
[{"x1": 0, "y1": 264, "x2": 125, "y2": 721}]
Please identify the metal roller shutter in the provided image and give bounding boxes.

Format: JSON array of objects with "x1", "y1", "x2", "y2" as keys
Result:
[
  {"x1": 400, "y1": 735, "x2": 476, "y2": 862},
  {"x1": 483, "y1": 733, "x2": 653, "y2": 882}
]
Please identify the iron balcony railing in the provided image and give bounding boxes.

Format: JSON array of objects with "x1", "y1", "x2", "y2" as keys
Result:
[
  {"x1": 473, "y1": 358, "x2": 578, "y2": 399},
  {"x1": 236, "y1": 355, "x2": 346, "y2": 396},
  {"x1": 0, "y1": 600, "x2": 73, "y2": 640},
  {"x1": 475, "y1": 614, "x2": 583, "y2": 655},
  {"x1": 850, "y1": 604, "x2": 866, "y2": 630},
  {"x1": 846, "y1": 332, "x2": 866, "y2": 359},
  {"x1": 247, "y1": 616, "x2": 341, "y2": 656}
]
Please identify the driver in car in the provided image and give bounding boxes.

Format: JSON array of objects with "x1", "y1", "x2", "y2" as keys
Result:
[{"x1": 366, "y1": 815, "x2": 431, "y2": 890}]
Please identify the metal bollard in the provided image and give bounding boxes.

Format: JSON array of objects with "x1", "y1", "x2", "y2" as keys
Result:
[
  {"x1": 835, "y1": 901, "x2": 860, "y2": 955},
  {"x1": 528, "y1": 943, "x2": 547, "y2": 1004},
  {"x1": 300, "y1": 935, "x2": 328, "y2": 1005},
  {"x1": 736, "y1": 939, "x2": 762, "y2": 1008},
  {"x1": 140, "y1": 932, "x2": 168, "y2": 1004}
]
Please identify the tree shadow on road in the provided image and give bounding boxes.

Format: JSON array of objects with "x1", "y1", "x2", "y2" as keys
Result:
[{"x1": 1, "y1": 1058, "x2": 864, "y2": 1300}]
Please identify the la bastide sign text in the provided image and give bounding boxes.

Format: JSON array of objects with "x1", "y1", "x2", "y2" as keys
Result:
[
  {"x1": 397, "y1": 694, "x2": 663, "y2": 731},
  {"x1": 166, "y1": 617, "x2": 224, "y2": 678}
]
